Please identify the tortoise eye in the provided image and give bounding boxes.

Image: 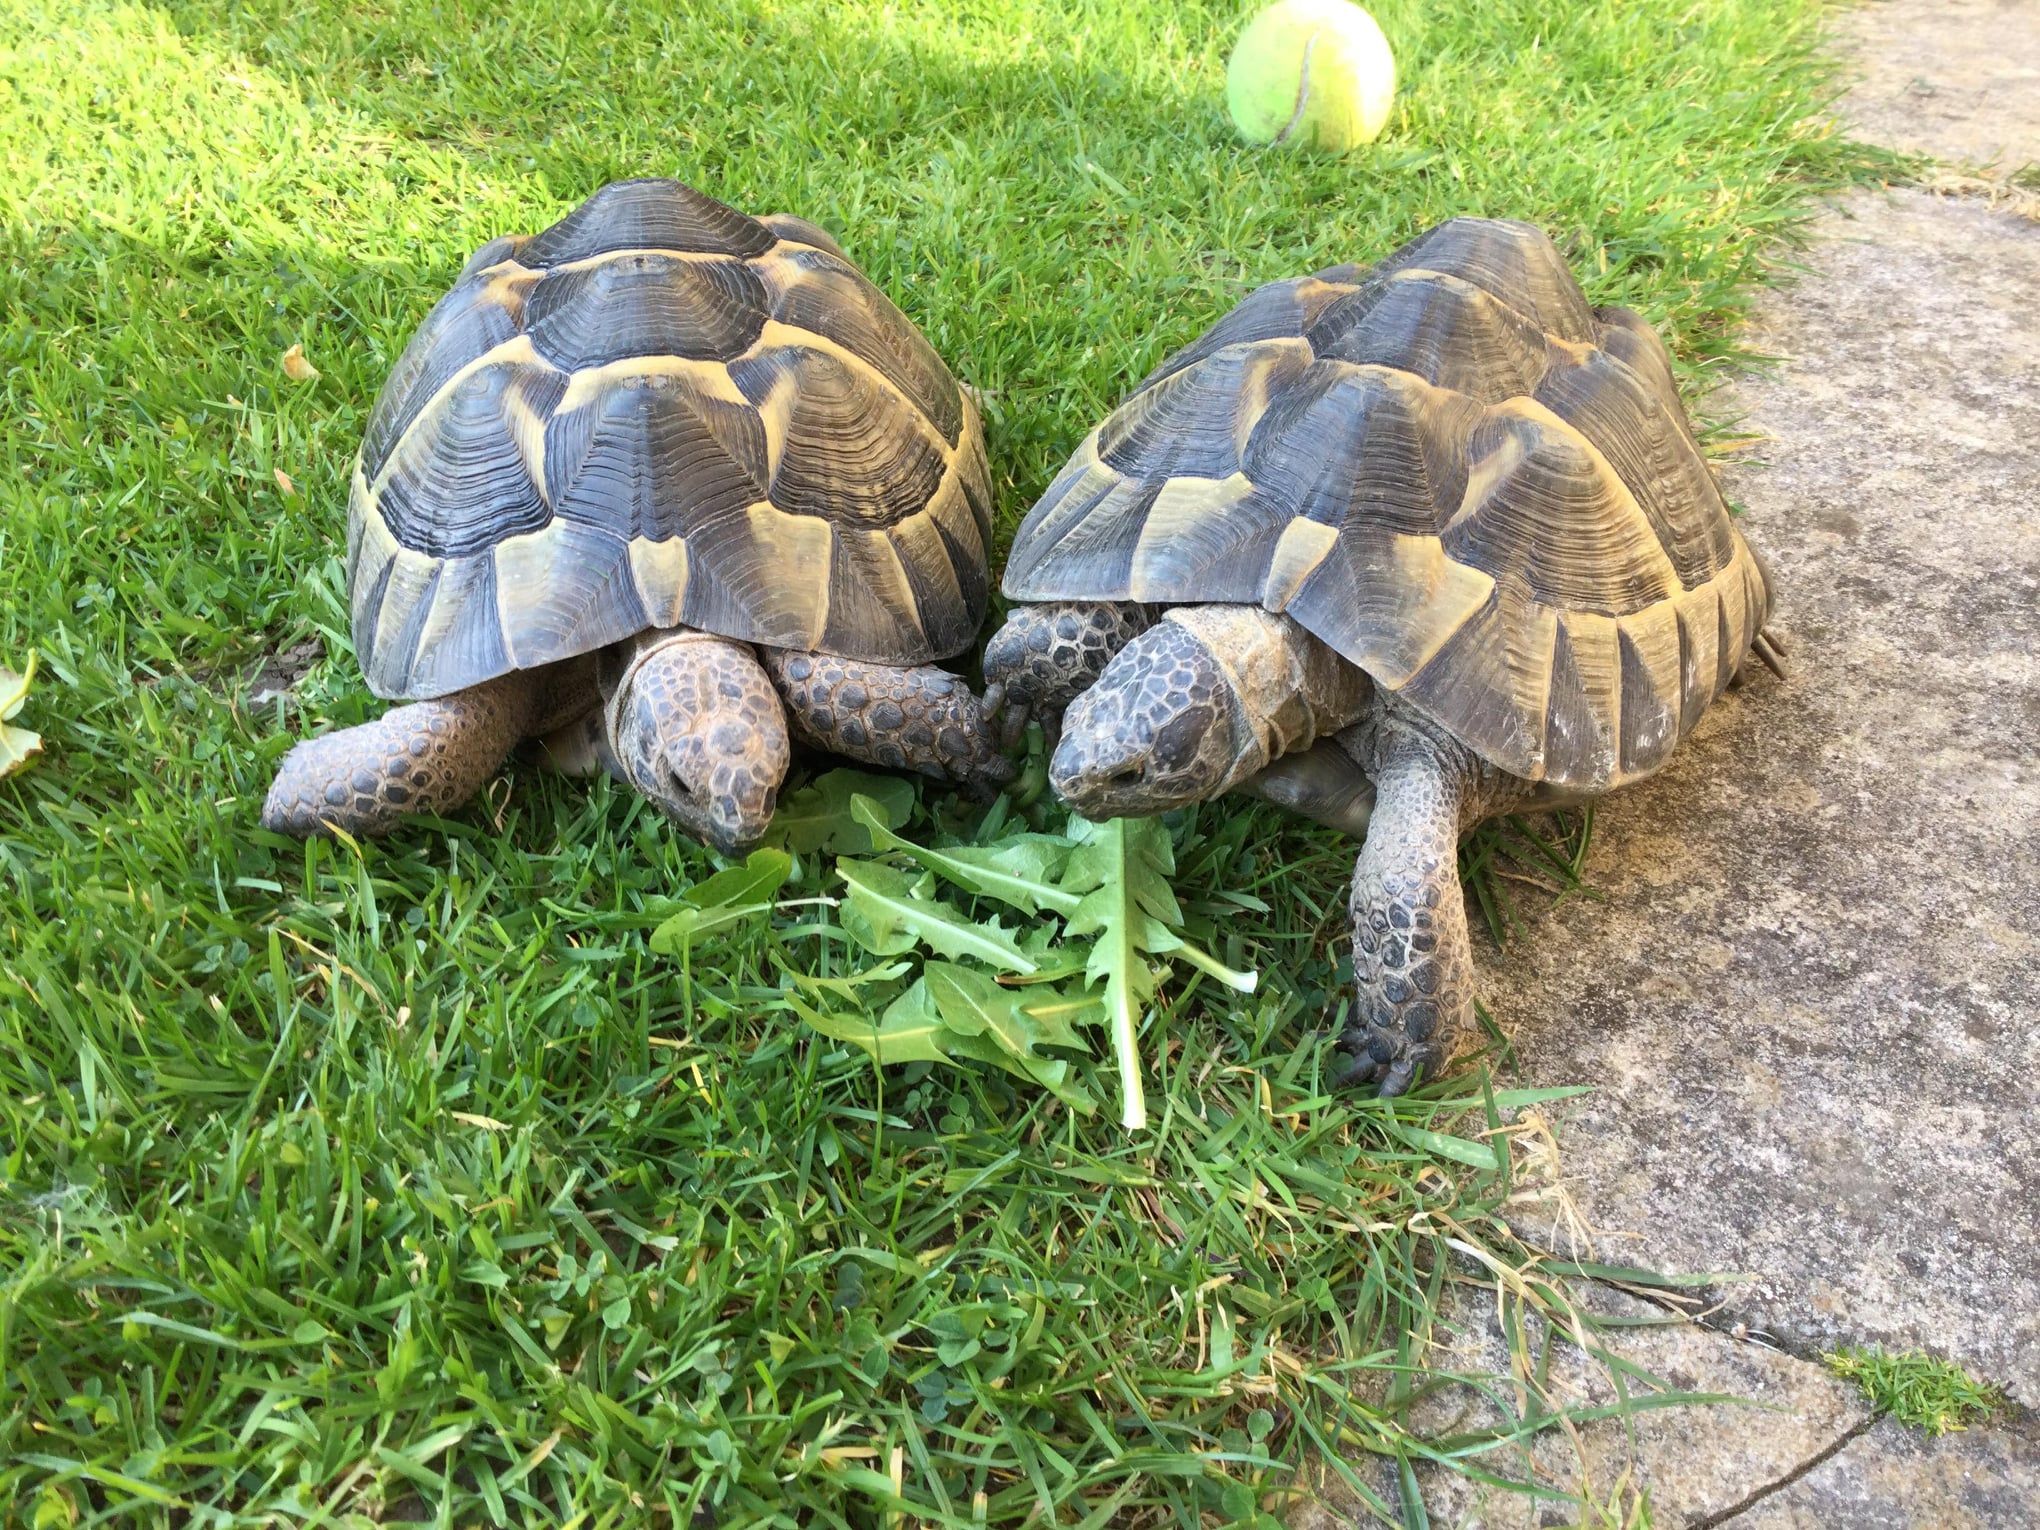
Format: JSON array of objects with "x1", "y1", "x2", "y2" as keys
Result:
[{"x1": 1152, "y1": 709, "x2": 1211, "y2": 770}]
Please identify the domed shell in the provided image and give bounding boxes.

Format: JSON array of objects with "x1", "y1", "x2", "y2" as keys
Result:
[
  {"x1": 1002, "y1": 218, "x2": 1770, "y2": 793},
  {"x1": 348, "y1": 179, "x2": 991, "y2": 700}
]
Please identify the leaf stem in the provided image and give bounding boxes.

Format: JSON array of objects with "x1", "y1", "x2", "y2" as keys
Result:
[{"x1": 1112, "y1": 998, "x2": 1147, "y2": 1132}]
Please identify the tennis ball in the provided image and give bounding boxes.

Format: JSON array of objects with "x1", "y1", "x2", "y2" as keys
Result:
[{"x1": 1225, "y1": 0, "x2": 1397, "y2": 151}]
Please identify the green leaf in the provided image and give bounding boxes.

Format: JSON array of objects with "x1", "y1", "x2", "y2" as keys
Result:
[
  {"x1": 649, "y1": 900, "x2": 778, "y2": 956},
  {"x1": 682, "y1": 847, "x2": 794, "y2": 910},
  {"x1": 851, "y1": 795, "x2": 1081, "y2": 917},
  {"x1": 864, "y1": 978, "x2": 1098, "y2": 1113},
  {"x1": 650, "y1": 847, "x2": 793, "y2": 956},
  {"x1": 783, "y1": 960, "x2": 913, "y2": 998},
  {"x1": 837, "y1": 859, "x2": 1036, "y2": 974},
  {"x1": 1054, "y1": 816, "x2": 1262, "y2": 1125},
  {"x1": 942, "y1": 1030, "x2": 1099, "y2": 1116},
  {"x1": 921, "y1": 961, "x2": 1087, "y2": 1056},
  {"x1": 767, "y1": 769, "x2": 916, "y2": 854},
  {"x1": 0, "y1": 655, "x2": 42, "y2": 780},
  {"x1": 1062, "y1": 817, "x2": 1183, "y2": 1130},
  {"x1": 1002, "y1": 984, "x2": 1105, "y2": 1034},
  {"x1": 787, "y1": 989, "x2": 949, "y2": 1065},
  {"x1": 1061, "y1": 813, "x2": 1181, "y2": 923}
]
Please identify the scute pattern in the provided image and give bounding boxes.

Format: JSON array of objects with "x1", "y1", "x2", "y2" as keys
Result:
[
  {"x1": 729, "y1": 345, "x2": 948, "y2": 527},
  {"x1": 545, "y1": 373, "x2": 767, "y2": 541},
  {"x1": 757, "y1": 247, "x2": 966, "y2": 445},
  {"x1": 519, "y1": 178, "x2": 774, "y2": 265},
  {"x1": 1141, "y1": 269, "x2": 1364, "y2": 390},
  {"x1": 1003, "y1": 217, "x2": 1767, "y2": 792},
  {"x1": 350, "y1": 179, "x2": 984, "y2": 699},
  {"x1": 524, "y1": 254, "x2": 768, "y2": 370},
  {"x1": 371, "y1": 355, "x2": 566, "y2": 559},
  {"x1": 1374, "y1": 219, "x2": 1597, "y2": 342},
  {"x1": 1311, "y1": 272, "x2": 1558, "y2": 403}
]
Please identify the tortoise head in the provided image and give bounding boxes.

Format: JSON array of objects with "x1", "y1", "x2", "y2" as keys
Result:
[
  {"x1": 1050, "y1": 619, "x2": 1252, "y2": 819},
  {"x1": 604, "y1": 632, "x2": 790, "y2": 854}
]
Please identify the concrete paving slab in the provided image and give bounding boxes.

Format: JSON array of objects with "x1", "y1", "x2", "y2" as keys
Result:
[
  {"x1": 1375, "y1": 1288, "x2": 1866, "y2": 1529},
  {"x1": 1287, "y1": 1288, "x2": 2034, "y2": 1526},
  {"x1": 1293, "y1": 9, "x2": 2040, "y2": 1521},
  {"x1": 1839, "y1": 0, "x2": 2040, "y2": 170},
  {"x1": 1478, "y1": 187, "x2": 2040, "y2": 1408},
  {"x1": 1485, "y1": 188, "x2": 2040, "y2": 1411},
  {"x1": 1722, "y1": 1414, "x2": 2040, "y2": 1529}
]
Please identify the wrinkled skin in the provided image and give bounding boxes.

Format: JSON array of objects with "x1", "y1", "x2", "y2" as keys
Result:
[{"x1": 1047, "y1": 604, "x2": 1367, "y2": 819}]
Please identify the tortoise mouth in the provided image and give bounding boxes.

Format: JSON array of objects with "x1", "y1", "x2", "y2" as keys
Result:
[
  {"x1": 1050, "y1": 735, "x2": 1177, "y2": 819},
  {"x1": 1051, "y1": 693, "x2": 1243, "y2": 819},
  {"x1": 655, "y1": 749, "x2": 778, "y2": 856},
  {"x1": 653, "y1": 766, "x2": 767, "y2": 857}
]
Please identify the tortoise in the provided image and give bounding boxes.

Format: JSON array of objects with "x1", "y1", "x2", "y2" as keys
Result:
[
  {"x1": 983, "y1": 217, "x2": 1781, "y2": 1094},
  {"x1": 264, "y1": 179, "x2": 1009, "y2": 852}
]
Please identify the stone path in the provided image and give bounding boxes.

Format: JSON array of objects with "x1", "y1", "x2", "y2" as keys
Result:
[
  {"x1": 1488, "y1": 185, "x2": 2040, "y2": 1413},
  {"x1": 1299, "y1": 1, "x2": 2040, "y2": 1524},
  {"x1": 1838, "y1": 0, "x2": 2040, "y2": 170}
]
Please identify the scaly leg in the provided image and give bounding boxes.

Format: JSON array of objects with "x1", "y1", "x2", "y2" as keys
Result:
[
  {"x1": 1337, "y1": 702, "x2": 1527, "y2": 1096},
  {"x1": 760, "y1": 650, "x2": 1013, "y2": 793},
  {"x1": 982, "y1": 600, "x2": 1153, "y2": 750},
  {"x1": 262, "y1": 671, "x2": 539, "y2": 837}
]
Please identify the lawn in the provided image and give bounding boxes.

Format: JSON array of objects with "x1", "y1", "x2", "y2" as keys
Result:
[{"x1": 1, "y1": 0, "x2": 1856, "y2": 1524}]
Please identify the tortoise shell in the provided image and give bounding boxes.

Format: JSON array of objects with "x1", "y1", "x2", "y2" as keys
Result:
[
  {"x1": 1002, "y1": 218, "x2": 1770, "y2": 793},
  {"x1": 347, "y1": 179, "x2": 991, "y2": 700}
]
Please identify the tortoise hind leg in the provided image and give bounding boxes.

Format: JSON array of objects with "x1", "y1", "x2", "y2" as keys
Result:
[
  {"x1": 1234, "y1": 731, "x2": 1377, "y2": 839},
  {"x1": 262, "y1": 671, "x2": 539, "y2": 837},
  {"x1": 760, "y1": 650, "x2": 1014, "y2": 795}
]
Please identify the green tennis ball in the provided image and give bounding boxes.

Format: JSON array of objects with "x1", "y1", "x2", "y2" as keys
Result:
[{"x1": 1226, "y1": 0, "x2": 1397, "y2": 151}]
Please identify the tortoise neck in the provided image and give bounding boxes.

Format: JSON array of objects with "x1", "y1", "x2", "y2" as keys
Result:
[{"x1": 1162, "y1": 605, "x2": 1370, "y2": 792}]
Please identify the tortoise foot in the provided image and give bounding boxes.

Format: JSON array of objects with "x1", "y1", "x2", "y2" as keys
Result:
[{"x1": 1333, "y1": 1010, "x2": 1438, "y2": 1098}]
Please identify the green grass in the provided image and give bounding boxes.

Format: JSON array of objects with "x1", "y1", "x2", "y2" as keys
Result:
[
  {"x1": 0, "y1": 0, "x2": 1862, "y2": 1523},
  {"x1": 1824, "y1": 1348, "x2": 2004, "y2": 1436}
]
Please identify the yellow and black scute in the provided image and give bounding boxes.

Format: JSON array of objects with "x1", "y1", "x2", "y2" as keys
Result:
[
  {"x1": 347, "y1": 179, "x2": 991, "y2": 701},
  {"x1": 1002, "y1": 218, "x2": 1769, "y2": 796}
]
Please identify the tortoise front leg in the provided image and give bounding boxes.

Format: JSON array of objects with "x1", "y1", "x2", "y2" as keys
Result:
[
  {"x1": 982, "y1": 600, "x2": 1153, "y2": 749},
  {"x1": 760, "y1": 650, "x2": 1014, "y2": 794},
  {"x1": 1335, "y1": 703, "x2": 1527, "y2": 1096},
  {"x1": 262, "y1": 670, "x2": 540, "y2": 837}
]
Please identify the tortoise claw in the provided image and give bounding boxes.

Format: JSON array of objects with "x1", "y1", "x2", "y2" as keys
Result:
[
  {"x1": 984, "y1": 682, "x2": 1034, "y2": 756},
  {"x1": 1334, "y1": 1011, "x2": 1438, "y2": 1098}
]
